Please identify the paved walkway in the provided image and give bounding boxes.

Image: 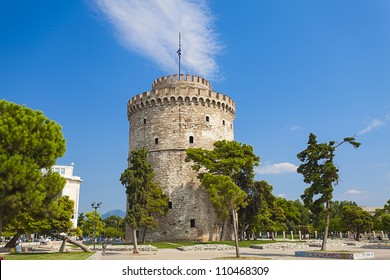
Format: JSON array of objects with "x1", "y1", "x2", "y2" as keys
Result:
[{"x1": 87, "y1": 246, "x2": 390, "y2": 260}]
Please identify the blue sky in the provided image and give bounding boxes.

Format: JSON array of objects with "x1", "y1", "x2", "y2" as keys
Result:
[{"x1": 1, "y1": 0, "x2": 389, "y2": 215}]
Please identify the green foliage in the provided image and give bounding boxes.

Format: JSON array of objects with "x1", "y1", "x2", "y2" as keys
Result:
[
  {"x1": 77, "y1": 213, "x2": 85, "y2": 228},
  {"x1": 35, "y1": 196, "x2": 74, "y2": 234},
  {"x1": 373, "y1": 199, "x2": 390, "y2": 232},
  {"x1": 142, "y1": 182, "x2": 169, "y2": 230},
  {"x1": 275, "y1": 197, "x2": 301, "y2": 231},
  {"x1": 120, "y1": 149, "x2": 152, "y2": 229},
  {"x1": 328, "y1": 201, "x2": 357, "y2": 233},
  {"x1": 0, "y1": 100, "x2": 65, "y2": 167},
  {"x1": 341, "y1": 205, "x2": 372, "y2": 239},
  {"x1": 120, "y1": 149, "x2": 168, "y2": 230},
  {"x1": 82, "y1": 211, "x2": 105, "y2": 237},
  {"x1": 0, "y1": 100, "x2": 66, "y2": 237},
  {"x1": 186, "y1": 140, "x2": 259, "y2": 188},
  {"x1": 293, "y1": 199, "x2": 312, "y2": 226},
  {"x1": 69, "y1": 227, "x2": 82, "y2": 237},
  {"x1": 104, "y1": 227, "x2": 119, "y2": 238},
  {"x1": 186, "y1": 140, "x2": 259, "y2": 217},
  {"x1": 102, "y1": 215, "x2": 125, "y2": 238},
  {"x1": 240, "y1": 181, "x2": 285, "y2": 235},
  {"x1": 201, "y1": 174, "x2": 247, "y2": 221},
  {"x1": 380, "y1": 214, "x2": 390, "y2": 232},
  {"x1": 186, "y1": 140, "x2": 260, "y2": 257},
  {"x1": 297, "y1": 134, "x2": 360, "y2": 211}
]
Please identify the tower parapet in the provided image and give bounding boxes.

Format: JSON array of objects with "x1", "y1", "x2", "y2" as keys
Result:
[
  {"x1": 128, "y1": 75, "x2": 235, "y2": 119},
  {"x1": 152, "y1": 74, "x2": 211, "y2": 90}
]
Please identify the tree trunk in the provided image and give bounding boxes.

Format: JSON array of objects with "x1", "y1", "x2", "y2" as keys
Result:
[
  {"x1": 321, "y1": 200, "x2": 331, "y2": 251},
  {"x1": 5, "y1": 233, "x2": 21, "y2": 248},
  {"x1": 132, "y1": 228, "x2": 139, "y2": 254},
  {"x1": 231, "y1": 207, "x2": 240, "y2": 258},
  {"x1": 240, "y1": 224, "x2": 248, "y2": 240},
  {"x1": 220, "y1": 221, "x2": 226, "y2": 241},
  {"x1": 59, "y1": 237, "x2": 67, "y2": 253},
  {"x1": 0, "y1": 216, "x2": 3, "y2": 242},
  {"x1": 141, "y1": 227, "x2": 147, "y2": 243},
  {"x1": 53, "y1": 234, "x2": 92, "y2": 252}
]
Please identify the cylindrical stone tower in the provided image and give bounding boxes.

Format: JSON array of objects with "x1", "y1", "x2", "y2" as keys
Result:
[{"x1": 127, "y1": 74, "x2": 235, "y2": 241}]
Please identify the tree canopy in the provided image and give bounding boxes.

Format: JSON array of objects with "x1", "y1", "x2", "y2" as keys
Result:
[
  {"x1": 0, "y1": 100, "x2": 66, "y2": 240},
  {"x1": 120, "y1": 149, "x2": 168, "y2": 253},
  {"x1": 186, "y1": 140, "x2": 259, "y2": 257},
  {"x1": 341, "y1": 205, "x2": 372, "y2": 241},
  {"x1": 186, "y1": 140, "x2": 260, "y2": 188},
  {"x1": 239, "y1": 180, "x2": 285, "y2": 239},
  {"x1": 297, "y1": 133, "x2": 360, "y2": 250}
]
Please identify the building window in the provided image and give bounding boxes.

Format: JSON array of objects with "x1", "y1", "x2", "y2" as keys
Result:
[
  {"x1": 155, "y1": 138, "x2": 159, "y2": 145},
  {"x1": 143, "y1": 118, "x2": 146, "y2": 124},
  {"x1": 205, "y1": 116, "x2": 209, "y2": 122},
  {"x1": 223, "y1": 120, "x2": 225, "y2": 125},
  {"x1": 189, "y1": 136, "x2": 194, "y2": 144},
  {"x1": 168, "y1": 201, "x2": 173, "y2": 209},
  {"x1": 190, "y1": 219, "x2": 196, "y2": 228},
  {"x1": 60, "y1": 168, "x2": 65, "y2": 175}
]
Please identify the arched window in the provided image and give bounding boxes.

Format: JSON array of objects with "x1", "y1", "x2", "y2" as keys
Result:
[
  {"x1": 189, "y1": 136, "x2": 194, "y2": 144},
  {"x1": 143, "y1": 118, "x2": 146, "y2": 124},
  {"x1": 155, "y1": 138, "x2": 159, "y2": 145},
  {"x1": 223, "y1": 120, "x2": 225, "y2": 125},
  {"x1": 205, "y1": 116, "x2": 210, "y2": 122}
]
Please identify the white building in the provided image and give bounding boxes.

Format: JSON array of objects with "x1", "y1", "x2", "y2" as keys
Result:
[{"x1": 51, "y1": 163, "x2": 82, "y2": 228}]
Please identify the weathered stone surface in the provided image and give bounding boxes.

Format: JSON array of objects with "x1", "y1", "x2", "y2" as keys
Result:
[
  {"x1": 127, "y1": 75, "x2": 235, "y2": 242},
  {"x1": 295, "y1": 250, "x2": 375, "y2": 259},
  {"x1": 95, "y1": 244, "x2": 158, "y2": 251},
  {"x1": 177, "y1": 244, "x2": 235, "y2": 251},
  {"x1": 250, "y1": 243, "x2": 309, "y2": 250}
]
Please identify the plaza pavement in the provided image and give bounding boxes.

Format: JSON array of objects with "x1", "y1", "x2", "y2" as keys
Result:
[{"x1": 86, "y1": 245, "x2": 390, "y2": 260}]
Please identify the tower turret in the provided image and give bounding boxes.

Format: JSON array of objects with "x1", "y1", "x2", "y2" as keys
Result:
[{"x1": 127, "y1": 74, "x2": 235, "y2": 241}]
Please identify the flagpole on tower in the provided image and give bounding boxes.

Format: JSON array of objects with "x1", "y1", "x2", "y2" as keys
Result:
[{"x1": 177, "y1": 33, "x2": 182, "y2": 77}]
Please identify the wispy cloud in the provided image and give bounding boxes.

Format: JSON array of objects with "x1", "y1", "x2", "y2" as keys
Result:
[
  {"x1": 255, "y1": 162, "x2": 298, "y2": 175},
  {"x1": 358, "y1": 118, "x2": 386, "y2": 135},
  {"x1": 289, "y1": 125, "x2": 301, "y2": 131},
  {"x1": 95, "y1": 0, "x2": 222, "y2": 79},
  {"x1": 345, "y1": 189, "x2": 363, "y2": 195}
]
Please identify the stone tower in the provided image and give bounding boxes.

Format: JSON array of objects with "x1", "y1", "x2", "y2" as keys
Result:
[{"x1": 127, "y1": 74, "x2": 235, "y2": 241}]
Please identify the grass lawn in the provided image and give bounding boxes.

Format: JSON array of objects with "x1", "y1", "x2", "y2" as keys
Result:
[{"x1": 0, "y1": 252, "x2": 94, "y2": 260}]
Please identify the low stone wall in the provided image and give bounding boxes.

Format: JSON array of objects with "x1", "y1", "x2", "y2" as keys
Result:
[
  {"x1": 307, "y1": 240, "x2": 351, "y2": 248},
  {"x1": 363, "y1": 245, "x2": 390, "y2": 249},
  {"x1": 177, "y1": 244, "x2": 235, "y2": 251},
  {"x1": 95, "y1": 245, "x2": 158, "y2": 251},
  {"x1": 295, "y1": 250, "x2": 374, "y2": 259},
  {"x1": 250, "y1": 243, "x2": 309, "y2": 250}
]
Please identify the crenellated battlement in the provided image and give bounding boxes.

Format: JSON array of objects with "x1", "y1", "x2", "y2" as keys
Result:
[
  {"x1": 128, "y1": 75, "x2": 235, "y2": 118},
  {"x1": 152, "y1": 74, "x2": 211, "y2": 90}
]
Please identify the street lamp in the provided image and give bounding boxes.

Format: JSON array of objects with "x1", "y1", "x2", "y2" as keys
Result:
[{"x1": 91, "y1": 201, "x2": 102, "y2": 251}]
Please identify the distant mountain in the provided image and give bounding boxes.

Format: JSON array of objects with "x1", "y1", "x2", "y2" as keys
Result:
[{"x1": 101, "y1": 209, "x2": 126, "y2": 219}]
